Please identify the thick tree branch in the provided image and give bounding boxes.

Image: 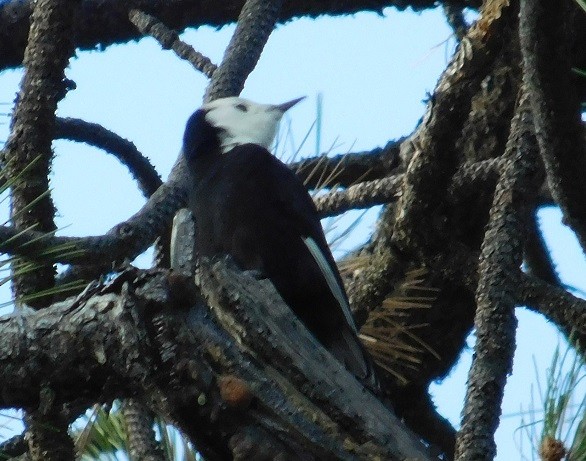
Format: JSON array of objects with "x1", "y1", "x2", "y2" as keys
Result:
[
  {"x1": 3, "y1": 0, "x2": 78, "y2": 309},
  {"x1": 455, "y1": 91, "x2": 542, "y2": 459},
  {"x1": 0, "y1": 264, "x2": 437, "y2": 460},
  {"x1": 4, "y1": 0, "x2": 78, "y2": 456},
  {"x1": 0, "y1": 0, "x2": 483, "y2": 71},
  {"x1": 520, "y1": 0, "x2": 586, "y2": 252},
  {"x1": 392, "y1": 0, "x2": 516, "y2": 259},
  {"x1": 346, "y1": 0, "x2": 517, "y2": 322}
]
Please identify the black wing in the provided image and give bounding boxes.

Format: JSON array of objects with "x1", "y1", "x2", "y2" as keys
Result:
[{"x1": 190, "y1": 144, "x2": 375, "y2": 384}]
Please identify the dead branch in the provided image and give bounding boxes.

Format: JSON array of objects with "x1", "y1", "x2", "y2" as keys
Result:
[{"x1": 0, "y1": 263, "x2": 437, "y2": 460}]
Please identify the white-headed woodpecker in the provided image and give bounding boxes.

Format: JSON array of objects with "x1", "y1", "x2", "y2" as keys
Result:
[{"x1": 182, "y1": 97, "x2": 377, "y2": 390}]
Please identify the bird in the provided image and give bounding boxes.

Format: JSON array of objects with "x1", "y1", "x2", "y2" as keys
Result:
[{"x1": 182, "y1": 96, "x2": 378, "y2": 391}]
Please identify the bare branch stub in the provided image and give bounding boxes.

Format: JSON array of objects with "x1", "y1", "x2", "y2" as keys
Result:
[
  {"x1": 520, "y1": 0, "x2": 586, "y2": 252},
  {"x1": 455, "y1": 90, "x2": 542, "y2": 460}
]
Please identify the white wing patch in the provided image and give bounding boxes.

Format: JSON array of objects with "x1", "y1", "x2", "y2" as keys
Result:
[{"x1": 301, "y1": 236, "x2": 358, "y2": 333}]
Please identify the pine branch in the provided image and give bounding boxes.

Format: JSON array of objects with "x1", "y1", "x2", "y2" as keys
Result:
[
  {"x1": 55, "y1": 117, "x2": 162, "y2": 198},
  {"x1": 128, "y1": 9, "x2": 217, "y2": 78},
  {"x1": 519, "y1": 0, "x2": 586, "y2": 252},
  {"x1": 204, "y1": 0, "x2": 283, "y2": 101},
  {"x1": 454, "y1": 88, "x2": 542, "y2": 460},
  {"x1": 0, "y1": 0, "x2": 483, "y2": 71},
  {"x1": 0, "y1": 264, "x2": 438, "y2": 460}
]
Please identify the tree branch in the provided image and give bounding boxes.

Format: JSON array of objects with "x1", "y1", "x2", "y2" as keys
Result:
[
  {"x1": 128, "y1": 9, "x2": 217, "y2": 78},
  {"x1": 315, "y1": 174, "x2": 402, "y2": 217},
  {"x1": 392, "y1": 0, "x2": 517, "y2": 259},
  {"x1": 0, "y1": 263, "x2": 438, "y2": 460},
  {"x1": 3, "y1": 0, "x2": 79, "y2": 456},
  {"x1": 0, "y1": 0, "x2": 483, "y2": 71},
  {"x1": 291, "y1": 139, "x2": 401, "y2": 189},
  {"x1": 204, "y1": 0, "x2": 282, "y2": 101},
  {"x1": 523, "y1": 207, "x2": 561, "y2": 286},
  {"x1": 519, "y1": 275, "x2": 586, "y2": 353},
  {"x1": 3, "y1": 0, "x2": 78, "y2": 309},
  {"x1": 455, "y1": 90, "x2": 542, "y2": 459},
  {"x1": 346, "y1": 0, "x2": 517, "y2": 322},
  {"x1": 55, "y1": 117, "x2": 163, "y2": 198},
  {"x1": 519, "y1": 0, "x2": 586, "y2": 252},
  {"x1": 121, "y1": 399, "x2": 165, "y2": 461}
]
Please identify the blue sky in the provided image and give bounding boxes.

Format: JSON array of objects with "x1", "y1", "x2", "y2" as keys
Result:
[{"x1": 0, "y1": 6, "x2": 584, "y2": 459}]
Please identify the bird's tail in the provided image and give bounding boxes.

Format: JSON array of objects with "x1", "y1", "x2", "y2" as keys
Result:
[{"x1": 327, "y1": 326, "x2": 380, "y2": 394}]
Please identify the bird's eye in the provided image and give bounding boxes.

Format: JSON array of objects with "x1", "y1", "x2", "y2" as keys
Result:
[{"x1": 235, "y1": 103, "x2": 248, "y2": 112}]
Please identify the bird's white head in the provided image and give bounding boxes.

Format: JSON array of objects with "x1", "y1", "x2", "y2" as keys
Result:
[{"x1": 202, "y1": 96, "x2": 305, "y2": 153}]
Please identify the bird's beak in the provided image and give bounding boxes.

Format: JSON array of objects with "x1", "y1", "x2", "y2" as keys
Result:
[{"x1": 273, "y1": 96, "x2": 306, "y2": 113}]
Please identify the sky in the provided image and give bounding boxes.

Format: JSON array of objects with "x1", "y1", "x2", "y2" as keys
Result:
[{"x1": 0, "y1": 5, "x2": 584, "y2": 460}]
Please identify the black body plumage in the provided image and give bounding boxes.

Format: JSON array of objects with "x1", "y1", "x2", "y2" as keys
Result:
[{"x1": 182, "y1": 100, "x2": 377, "y2": 390}]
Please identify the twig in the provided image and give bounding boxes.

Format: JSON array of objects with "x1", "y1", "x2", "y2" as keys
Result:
[
  {"x1": 454, "y1": 90, "x2": 542, "y2": 460},
  {"x1": 519, "y1": 0, "x2": 586, "y2": 252},
  {"x1": 128, "y1": 9, "x2": 217, "y2": 78}
]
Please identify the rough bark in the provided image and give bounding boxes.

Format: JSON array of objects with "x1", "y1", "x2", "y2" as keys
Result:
[
  {"x1": 455, "y1": 90, "x2": 542, "y2": 460},
  {"x1": 0, "y1": 0, "x2": 484, "y2": 71},
  {"x1": 0, "y1": 264, "x2": 436, "y2": 460}
]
